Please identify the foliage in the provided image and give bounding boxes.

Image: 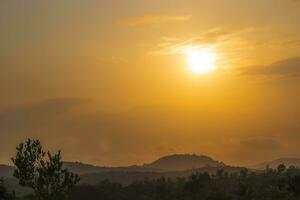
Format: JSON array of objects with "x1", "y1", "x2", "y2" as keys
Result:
[
  {"x1": 11, "y1": 139, "x2": 80, "y2": 200},
  {"x1": 0, "y1": 178, "x2": 15, "y2": 200},
  {"x1": 68, "y1": 165, "x2": 300, "y2": 200},
  {"x1": 10, "y1": 139, "x2": 300, "y2": 200}
]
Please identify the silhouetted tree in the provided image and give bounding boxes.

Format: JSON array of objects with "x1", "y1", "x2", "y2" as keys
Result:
[
  {"x1": 239, "y1": 168, "x2": 249, "y2": 178},
  {"x1": 67, "y1": 165, "x2": 300, "y2": 200},
  {"x1": 0, "y1": 178, "x2": 14, "y2": 200},
  {"x1": 277, "y1": 164, "x2": 286, "y2": 174},
  {"x1": 11, "y1": 139, "x2": 80, "y2": 200},
  {"x1": 0, "y1": 178, "x2": 8, "y2": 199},
  {"x1": 217, "y1": 168, "x2": 225, "y2": 179},
  {"x1": 288, "y1": 175, "x2": 300, "y2": 197}
]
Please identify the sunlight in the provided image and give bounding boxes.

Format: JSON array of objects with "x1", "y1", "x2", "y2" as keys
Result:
[{"x1": 184, "y1": 47, "x2": 217, "y2": 74}]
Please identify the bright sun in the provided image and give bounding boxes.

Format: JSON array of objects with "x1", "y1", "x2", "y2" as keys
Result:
[{"x1": 184, "y1": 48, "x2": 217, "y2": 74}]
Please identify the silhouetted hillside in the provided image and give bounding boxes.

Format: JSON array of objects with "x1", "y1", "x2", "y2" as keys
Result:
[
  {"x1": 80, "y1": 165, "x2": 244, "y2": 185},
  {"x1": 63, "y1": 162, "x2": 162, "y2": 174},
  {"x1": 254, "y1": 158, "x2": 300, "y2": 169},
  {"x1": 0, "y1": 154, "x2": 227, "y2": 178},
  {"x1": 70, "y1": 166, "x2": 300, "y2": 200},
  {"x1": 0, "y1": 154, "x2": 250, "y2": 195},
  {"x1": 0, "y1": 164, "x2": 13, "y2": 177},
  {"x1": 145, "y1": 154, "x2": 224, "y2": 171},
  {"x1": 62, "y1": 154, "x2": 225, "y2": 175},
  {"x1": 63, "y1": 162, "x2": 106, "y2": 175}
]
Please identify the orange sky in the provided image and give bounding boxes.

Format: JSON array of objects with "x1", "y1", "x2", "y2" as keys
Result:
[{"x1": 0, "y1": 0, "x2": 300, "y2": 166}]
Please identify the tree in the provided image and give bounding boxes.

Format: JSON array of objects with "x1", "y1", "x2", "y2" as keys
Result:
[
  {"x1": 277, "y1": 164, "x2": 286, "y2": 174},
  {"x1": 288, "y1": 175, "x2": 300, "y2": 197},
  {"x1": 239, "y1": 168, "x2": 249, "y2": 178},
  {"x1": 0, "y1": 179, "x2": 6, "y2": 198},
  {"x1": 0, "y1": 178, "x2": 8, "y2": 199},
  {"x1": 11, "y1": 139, "x2": 80, "y2": 200},
  {"x1": 0, "y1": 178, "x2": 14, "y2": 200}
]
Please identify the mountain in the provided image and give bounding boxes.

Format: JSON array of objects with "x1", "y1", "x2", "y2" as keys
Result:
[
  {"x1": 63, "y1": 162, "x2": 162, "y2": 175},
  {"x1": 63, "y1": 162, "x2": 105, "y2": 175},
  {"x1": 145, "y1": 154, "x2": 224, "y2": 171},
  {"x1": 63, "y1": 154, "x2": 225, "y2": 175},
  {"x1": 53, "y1": 155, "x2": 240, "y2": 185},
  {"x1": 0, "y1": 154, "x2": 242, "y2": 193},
  {"x1": 0, "y1": 164, "x2": 14, "y2": 177},
  {"x1": 0, "y1": 154, "x2": 231, "y2": 180},
  {"x1": 254, "y1": 158, "x2": 300, "y2": 169}
]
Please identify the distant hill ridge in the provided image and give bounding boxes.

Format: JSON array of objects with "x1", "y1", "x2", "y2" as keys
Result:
[
  {"x1": 254, "y1": 157, "x2": 300, "y2": 169},
  {"x1": 145, "y1": 154, "x2": 224, "y2": 171},
  {"x1": 0, "y1": 164, "x2": 14, "y2": 177},
  {"x1": 1, "y1": 154, "x2": 228, "y2": 188},
  {"x1": 3, "y1": 155, "x2": 300, "y2": 177},
  {"x1": 4, "y1": 155, "x2": 300, "y2": 192},
  {"x1": 5, "y1": 154, "x2": 224, "y2": 176},
  {"x1": 62, "y1": 154, "x2": 225, "y2": 174}
]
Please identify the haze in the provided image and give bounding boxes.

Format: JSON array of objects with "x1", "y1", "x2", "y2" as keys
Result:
[{"x1": 1, "y1": 0, "x2": 300, "y2": 167}]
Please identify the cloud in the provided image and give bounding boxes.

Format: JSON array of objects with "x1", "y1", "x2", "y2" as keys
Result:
[
  {"x1": 152, "y1": 28, "x2": 233, "y2": 55},
  {"x1": 241, "y1": 57, "x2": 300, "y2": 77},
  {"x1": 118, "y1": 15, "x2": 191, "y2": 26}
]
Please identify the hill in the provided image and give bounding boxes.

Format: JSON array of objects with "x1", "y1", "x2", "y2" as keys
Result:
[
  {"x1": 80, "y1": 165, "x2": 244, "y2": 185},
  {"x1": 254, "y1": 158, "x2": 300, "y2": 169},
  {"x1": 0, "y1": 154, "x2": 244, "y2": 194},
  {"x1": 0, "y1": 154, "x2": 236, "y2": 179},
  {"x1": 63, "y1": 154, "x2": 225, "y2": 174},
  {"x1": 145, "y1": 154, "x2": 224, "y2": 171},
  {"x1": 0, "y1": 164, "x2": 14, "y2": 177},
  {"x1": 62, "y1": 162, "x2": 162, "y2": 174},
  {"x1": 63, "y1": 162, "x2": 106, "y2": 175}
]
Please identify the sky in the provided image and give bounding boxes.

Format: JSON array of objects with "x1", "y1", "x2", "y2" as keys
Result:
[{"x1": 0, "y1": 0, "x2": 300, "y2": 167}]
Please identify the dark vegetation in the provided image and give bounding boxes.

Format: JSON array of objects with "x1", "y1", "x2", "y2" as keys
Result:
[
  {"x1": 8, "y1": 139, "x2": 80, "y2": 200},
  {"x1": 0, "y1": 178, "x2": 15, "y2": 200},
  {"x1": 69, "y1": 165, "x2": 300, "y2": 200},
  {"x1": 1, "y1": 139, "x2": 300, "y2": 200}
]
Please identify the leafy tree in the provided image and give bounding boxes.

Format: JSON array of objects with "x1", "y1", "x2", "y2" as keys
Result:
[
  {"x1": 67, "y1": 165, "x2": 300, "y2": 200},
  {"x1": 0, "y1": 178, "x2": 15, "y2": 200},
  {"x1": 11, "y1": 139, "x2": 80, "y2": 200}
]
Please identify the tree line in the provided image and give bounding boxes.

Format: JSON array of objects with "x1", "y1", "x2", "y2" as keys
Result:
[
  {"x1": 1, "y1": 139, "x2": 300, "y2": 200},
  {"x1": 69, "y1": 165, "x2": 300, "y2": 200}
]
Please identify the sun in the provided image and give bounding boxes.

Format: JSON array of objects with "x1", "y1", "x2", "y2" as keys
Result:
[{"x1": 184, "y1": 48, "x2": 217, "y2": 74}]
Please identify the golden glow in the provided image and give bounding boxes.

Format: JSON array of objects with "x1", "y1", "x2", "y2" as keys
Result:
[{"x1": 184, "y1": 48, "x2": 217, "y2": 74}]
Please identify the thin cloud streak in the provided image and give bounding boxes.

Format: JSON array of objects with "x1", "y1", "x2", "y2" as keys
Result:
[
  {"x1": 151, "y1": 28, "x2": 233, "y2": 55},
  {"x1": 118, "y1": 15, "x2": 191, "y2": 26},
  {"x1": 240, "y1": 57, "x2": 300, "y2": 77}
]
